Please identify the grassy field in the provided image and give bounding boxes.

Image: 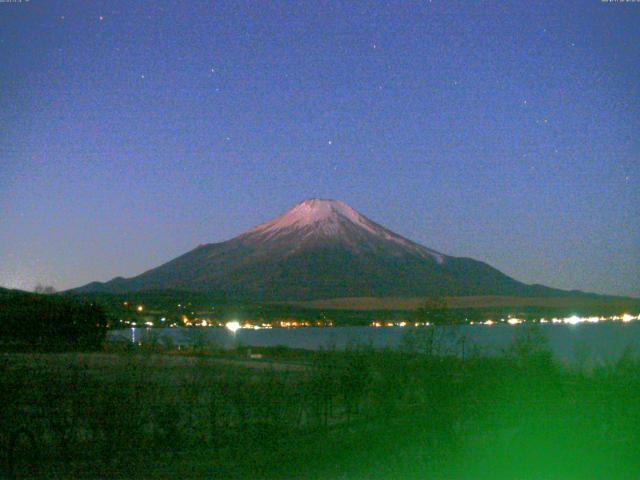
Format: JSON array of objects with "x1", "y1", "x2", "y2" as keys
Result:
[{"x1": 2, "y1": 328, "x2": 640, "y2": 479}]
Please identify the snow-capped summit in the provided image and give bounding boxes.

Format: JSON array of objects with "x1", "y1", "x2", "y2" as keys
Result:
[
  {"x1": 244, "y1": 199, "x2": 445, "y2": 262},
  {"x1": 248, "y1": 199, "x2": 365, "y2": 235}
]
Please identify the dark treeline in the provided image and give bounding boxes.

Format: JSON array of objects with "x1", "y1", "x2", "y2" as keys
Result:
[
  {"x1": 0, "y1": 288, "x2": 108, "y2": 351},
  {"x1": 1, "y1": 327, "x2": 640, "y2": 479},
  {"x1": 66, "y1": 290, "x2": 637, "y2": 327}
]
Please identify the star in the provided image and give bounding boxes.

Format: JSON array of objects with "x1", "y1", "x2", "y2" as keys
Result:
[
  {"x1": 99, "y1": 16, "x2": 104, "y2": 21},
  {"x1": 328, "y1": 140, "x2": 333, "y2": 145},
  {"x1": 140, "y1": 74, "x2": 145, "y2": 79}
]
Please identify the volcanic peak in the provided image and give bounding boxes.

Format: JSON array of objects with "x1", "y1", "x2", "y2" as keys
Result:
[{"x1": 246, "y1": 199, "x2": 374, "y2": 236}]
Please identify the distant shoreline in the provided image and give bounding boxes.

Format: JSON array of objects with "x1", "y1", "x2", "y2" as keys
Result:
[{"x1": 279, "y1": 295, "x2": 640, "y2": 311}]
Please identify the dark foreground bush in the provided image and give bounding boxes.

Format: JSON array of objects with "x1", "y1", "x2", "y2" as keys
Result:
[{"x1": 0, "y1": 289, "x2": 108, "y2": 351}]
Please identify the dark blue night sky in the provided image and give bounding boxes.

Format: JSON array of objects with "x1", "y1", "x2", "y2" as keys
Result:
[{"x1": 1, "y1": 1, "x2": 638, "y2": 296}]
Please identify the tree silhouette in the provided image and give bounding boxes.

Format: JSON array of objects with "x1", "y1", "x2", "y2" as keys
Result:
[
  {"x1": 34, "y1": 284, "x2": 56, "y2": 294},
  {"x1": 0, "y1": 290, "x2": 108, "y2": 351},
  {"x1": 413, "y1": 297, "x2": 450, "y2": 325}
]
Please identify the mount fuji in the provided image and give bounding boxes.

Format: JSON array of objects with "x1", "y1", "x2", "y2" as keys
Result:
[{"x1": 75, "y1": 199, "x2": 567, "y2": 300}]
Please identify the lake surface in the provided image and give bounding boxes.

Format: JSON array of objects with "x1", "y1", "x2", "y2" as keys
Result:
[{"x1": 109, "y1": 322, "x2": 640, "y2": 364}]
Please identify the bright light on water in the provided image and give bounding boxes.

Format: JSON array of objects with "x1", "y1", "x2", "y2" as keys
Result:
[
  {"x1": 565, "y1": 315, "x2": 581, "y2": 325},
  {"x1": 225, "y1": 321, "x2": 241, "y2": 333}
]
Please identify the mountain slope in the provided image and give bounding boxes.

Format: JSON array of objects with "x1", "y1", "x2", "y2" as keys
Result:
[{"x1": 74, "y1": 199, "x2": 569, "y2": 300}]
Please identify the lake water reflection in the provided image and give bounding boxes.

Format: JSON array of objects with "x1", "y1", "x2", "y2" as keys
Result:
[{"x1": 109, "y1": 322, "x2": 640, "y2": 364}]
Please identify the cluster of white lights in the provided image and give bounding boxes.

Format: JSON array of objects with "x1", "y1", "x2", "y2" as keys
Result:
[
  {"x1": 371, "y1": 321, "x2": 430, "y2": 327},
  {"x1": 224, "y1": 321, "x2": 273, "y2": 332},
  {"x1": 471, "y1": 313, "x2": 639, "y2": 326},
  {"x1": 367, "y1": 314, "x2": 640, "y2": 328}
]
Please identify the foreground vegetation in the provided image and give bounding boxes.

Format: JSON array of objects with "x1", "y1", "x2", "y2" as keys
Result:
[
  {"x1": 0, "y1": 288, "x2": 107, "y2": 351},
  {"x1": 2, "y1": 327, "x2": 640, "y2": 479}
]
